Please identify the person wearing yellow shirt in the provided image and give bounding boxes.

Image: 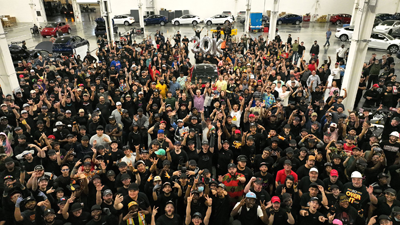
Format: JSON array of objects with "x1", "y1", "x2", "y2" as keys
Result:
[
  {"x1": 156, "y1": 79, "x2": 168, "y2": 99},
  {"x1": 215, "y1": 76, "x2": 227, "y2": 91}
]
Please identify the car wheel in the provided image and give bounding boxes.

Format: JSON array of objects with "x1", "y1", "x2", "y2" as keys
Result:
[
  {"x1": 224, "y1": 20, "x2": 230, "y2": 24},
  {"x1": 277, "y1": 20, "x2": 282, "y2": 25},
  {"x1": 160, "y1": 21, "x2": 165, "y2": 26},
  {"x1": 340, "y1": 34, "x2": 348, "y2": 42},
  {"x1": 124, "y1": 21, "x2": 130, "y2": 26},
  {"x1": 192, "y1": 21, "x2": 198, "y2": 26},
  {"x1": 206, "y1": 21, "x2": 212, "y2": 26},
  {"x1": 388, "y1": 45, "x2": 399, "y2": 54},
  {"x1": 174, "y1": 21, "x2": 180, "y2": 26},
  {"x1": 336, "y1": 20, "x2": 342, "y2": 25},
  {"x1": 42, "y1": 35, "x2": 46, "y2": 38},
  {"x1": 295, "y1": 20, "x2": 300, "y2": 25},
  {"x1": 67, "y1": 28, "x2": 71, "y2": 34}
]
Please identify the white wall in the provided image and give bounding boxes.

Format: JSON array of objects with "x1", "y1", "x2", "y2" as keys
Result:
[{"x1": 0, "y1": 0, "x2": 46, "y2": 23}]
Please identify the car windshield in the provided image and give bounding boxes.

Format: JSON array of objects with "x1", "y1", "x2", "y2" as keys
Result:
[
  {"x1": 381, "y1": 21, "x2": 395, "y2": 26},
  {"x1": 45, "y1": 23, "x2": 58, "y2": 28},
  {"x1": 376, "y1": 33, "x2": 394, "y2": 40}
]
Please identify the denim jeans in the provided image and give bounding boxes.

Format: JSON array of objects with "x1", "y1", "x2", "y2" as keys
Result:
[
  {"x1": 324, "y1": 37, "x2": 331, "y2": 46},
  {"x1": 293, "y1": 52, "x2": 299, "y2": 64}
]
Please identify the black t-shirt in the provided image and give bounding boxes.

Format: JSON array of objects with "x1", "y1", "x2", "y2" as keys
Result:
[
  {"x1": 197, "y1": 151, "x2": 213, "y2": 171},
  {"x1": 122, "y1": 192, "x2": 151, "y2": 216},
  {"x1": 298, "y1": 177, "x2": 324, "y2": 194},
  {"x1": 299, "y1": 210, "x2": 324, "y2": 225},
  {"x1": 87, "y1": 215, "x2": 112, "y2": 225},
  {"x1": 68, "y1": 211, "x2": 91, "y2": 225},
  {"x1": 380, "y1": 140, "x2": 400, "y2": 166},
  {"x1": 271, "y1": 208, "x2": 289, "y2": 225},
  {"x1": 156, "y1": 214, "x2": 182, "y2": 225},
  {"x1": 250, "y1": 188, "x2": 271, "y2": 204}
]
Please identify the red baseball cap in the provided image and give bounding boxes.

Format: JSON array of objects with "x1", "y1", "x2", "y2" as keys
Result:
[
  {"x1": 271, "y1": 196, "x2": 281, "y2": 203},
  {"x1": 330, "y1": 169, "x2": 339, "y2": 177},
  {"x1": 373, "y1": 84, "x2": 379, "y2": 88},
  {"x1": 48, "y1": 135, "x2": 56, "y2": 140},
  {"x1": 249, "y1": 114, "x2": 255, "y2": 118},
  {"x1": 235, "y1": 130, "x2": 241, "y2": 134},
  {"x1": 19, "y1": 75, "x2": 24, "y2": 78}
]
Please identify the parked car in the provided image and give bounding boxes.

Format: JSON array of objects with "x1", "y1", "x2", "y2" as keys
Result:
[
  {"x1": 190, "y1": 63, "x2": 219, "y2": 84},
  {"x1": 172, "y1": 15, "x2": 202, "y2": 26},
  {"x1": 144, "y1": 15, "x2": 167, "y2": 26},
  {"x1": 60, "y1": 5, "x2": 73, "y2": 17},
  {"x1": 329, "y1": 14, "x2": 351, "y2": 25},
  {"x1": 390, "y1": 27, "x2": 400, "y2": 39},
  {"x1": 374, "y1": 18, "x2": 383, "y2": 27},
  {"x1": 277, "y1": 14, "x2": 302, "y2": 25},
  {"x1": 236, "y1": 11, "x2": 246, "y2": 21},
  {"x1": 373, "y1": 20, "x2": 400, "y2": 34},
  {"x1": 335, "y1": 28, "x2": 400, "y2": 53},
  {"x1": 113, "y1": 15, "x2": 135, "y2": 25},
  {"x1": 376, "y1": 13, "x2": 394, "y2": 21},
  {"x1": 239, "y1": 15, "x2": 269, "y2": 24},
  {"x1": 393, "y1": 13, "x2": 400, "y2": 20},
  {"x1": 204, "y1": 14, "x2": 233, "y2": 25},
  {"x1": 41, "y1": 22, "x2": 71, "y2": 38},
  {"x1": 9, "y1": 43, "x2": 57, "y2": 66},
  {"x1": 52, "y1": 36, "x2": 89, "y2": 57}
]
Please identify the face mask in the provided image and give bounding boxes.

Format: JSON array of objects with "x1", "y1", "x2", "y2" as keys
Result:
[
  {"x1": 394, "y1": 217, "x2": 400, "y2": 222},
  {"x1": 198, "y1": 186, "x2": 204, "y2": 192}
]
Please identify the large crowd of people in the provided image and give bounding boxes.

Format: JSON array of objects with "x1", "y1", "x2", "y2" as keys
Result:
[{"x1": 1, "y1": 21, "x2": 400, "y2": 225}]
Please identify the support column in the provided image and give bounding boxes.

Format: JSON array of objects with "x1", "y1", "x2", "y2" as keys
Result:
[
  {"x1": 244, "y1": 0, "x2": 251, "y2": 34},
  {"x1": 106, "y1": 0, "x2": 115, "y2": 44},
  {"x1": 0, "y1": 23, "x2": 20, "y2": 95},
  {"x1": 349, "y1": 0, "x2": 361, "y2": 27},
  {"x1": 342, "y1": 0, "x2": 378, "y2": 111},
  {"x1": 268, "y1": 0, "x2": 279, "y2": 42},
  {"x1": 71, "y1": 0, "x2": 82, "y2": 23},
  {"x1": 138, "y1": 0, "x2": 145, "y2": 32},
  {"x1": 99, "y1": 0, "x2": 110, "y2": 46},
  {"x1": 29, "y1": 0, "x2": 39, "y2": 26}
]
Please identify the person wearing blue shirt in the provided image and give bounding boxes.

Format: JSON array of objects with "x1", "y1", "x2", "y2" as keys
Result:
[
  {"x1": 324, "y1": 28, "x2": 332, "y2": 47},
  {"x1": 110, "y1": 56, "x2": 121, "y2": 71}
]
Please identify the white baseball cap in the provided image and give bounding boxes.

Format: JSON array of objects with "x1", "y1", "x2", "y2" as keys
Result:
[
  {"x1": 310, "y1": 168, "x2": 319, "y2": 173},
  {"x1": 390, "y1": 131, "x2": 399, "y2": 138},
  {"x1": 351, "y1": 171, "x2": 362, "y2": 178}
]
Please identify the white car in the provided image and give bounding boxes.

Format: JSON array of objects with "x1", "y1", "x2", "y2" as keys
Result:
[
  {"x1": 373, "y1": 20, "x2": 400, "y2": 34},
  {"x1": 113, "y1": 15, "x2": 135, "y2": 25},
  {"x1": 334, "y1": 26, "x2": 355, "y2": 41},
  {"x1": 204, "y1": 14, "x2": 233, "y2": 25},
  {"x1": 172, "y1": 15, "x2": 202, "y2": 26},
  {"x1": 335, "y1": 27, "x2": 400, "y2": 53}
]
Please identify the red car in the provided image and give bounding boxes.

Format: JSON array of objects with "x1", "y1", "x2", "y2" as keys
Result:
[
  {"x1": 41, "y1": 22, "x2": 71, "y2": 38},
  {"x1": 330, "y1": 14, "x2": 352, "y2": 25}
]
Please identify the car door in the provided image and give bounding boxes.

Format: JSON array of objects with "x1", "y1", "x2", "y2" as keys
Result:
[
  {"x1": 180, "y1": 15, "x2": 189, "y2": 24},
  {"x1": 60, "y1": 22, "x2": 67, "y2": 32},
  {"x1": 212, "y1": 15, "x2": 220, "y2": 23},
  {"x1": 370, "y1": 34, "x2": 387, "y2": 49}
]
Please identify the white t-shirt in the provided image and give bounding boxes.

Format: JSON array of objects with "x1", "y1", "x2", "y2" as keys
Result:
[
  {"x1": 279, "y1": 91, "x2": 291, "y2": 107},
  {"x1": 230, "y1": 110, "x2": 242, "y2": 127},
  {"x1": 233, "y1": 202, "x2": 264, "y2": 217},
  {"x1": 120, "y1": 153, "x2": 136, "y2": 166}
]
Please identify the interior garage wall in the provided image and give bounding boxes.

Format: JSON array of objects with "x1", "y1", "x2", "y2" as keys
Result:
[
  {"x1": 0, "y1": 0, "x2": 46, "y2": 23},
  {"x1": 109, "y1": 0, "x2": 400, "y2": 19}
]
